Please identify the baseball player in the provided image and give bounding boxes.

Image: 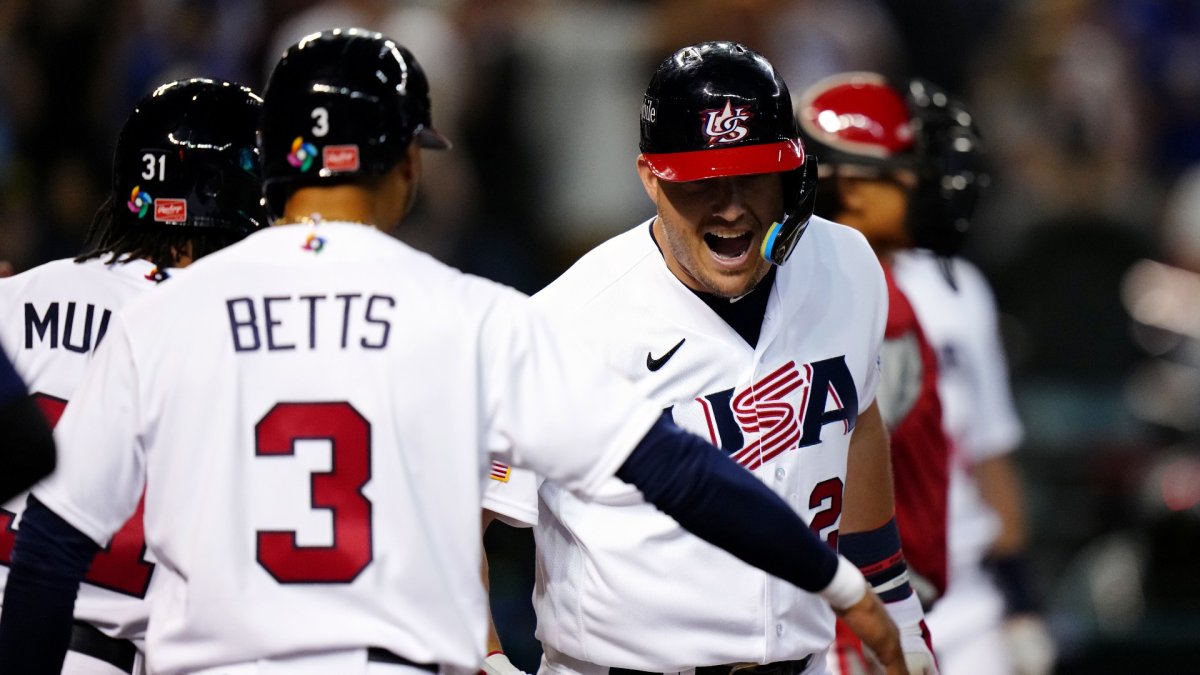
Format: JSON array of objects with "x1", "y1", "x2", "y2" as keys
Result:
[
  {"x1": 891, "y1": 252, "x2": 1054, "y2": 675},
  {"x1": 0, "y1": 29, "x2": 906, "y2": 675},
  {"x1": 483, "y1": 42, "x2": 936, "y2": 675},
  {"x1": 797, "y1": 72, "x2": 1052, "y2": 675},
  {"x1": 0, "y1": 77, "x2": 268, "y2": 674},
  {"x1": 882, "y1": 97, "x2": 1056, "y2": 674},
  {"x1": 795, "y1": 72, "x2": 960, "y2": 674},
  {"x1": 0, "y1": 343, "x2": 56, "y2": 503}
]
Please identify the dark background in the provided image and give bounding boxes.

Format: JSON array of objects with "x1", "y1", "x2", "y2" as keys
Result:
[{"x1": 3, "y1": 0, "x2": 1200, "y2": 671}]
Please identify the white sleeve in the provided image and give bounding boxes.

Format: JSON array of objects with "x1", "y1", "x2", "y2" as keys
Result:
[
  {"x1": 483, "y1": 463, "x2": 540, "y2": 528},
  {"x1": 480, "y1": 290, "x2": 661, "y2": 500},
  {"x1": 957, "y1": 264, "x2": 1023, "y2": 460},
  {"x1": 858, "y1": 254, "x2": 889, "y2": 412},
  {"x1": 32, "y1": 316, "x2": 145, "y2": 546}
]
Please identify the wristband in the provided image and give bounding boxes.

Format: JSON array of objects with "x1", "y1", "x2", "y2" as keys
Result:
[
  {"x1": 841, "y1": 518, "x2": 914, "y2": 603},
  {"x1": 819, "y1": 554, "x2": 868, "y2": 610}
]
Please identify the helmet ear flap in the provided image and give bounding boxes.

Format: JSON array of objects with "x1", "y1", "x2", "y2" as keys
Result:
[{"x1": 761, "y1": 155, "x2": 818, "y2": 266}]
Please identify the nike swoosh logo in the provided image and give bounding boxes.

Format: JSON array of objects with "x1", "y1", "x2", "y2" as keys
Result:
[{"x1": 646, "y1": 338, "x2": 686, "y2": 372}]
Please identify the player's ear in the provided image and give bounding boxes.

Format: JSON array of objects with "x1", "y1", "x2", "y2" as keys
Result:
[
  {"x1": 636, "y1": 154, "x2": 660, "y2": 203},
  {"x1": 397, "y1": 139, "x2": 422, "y2": 183}
]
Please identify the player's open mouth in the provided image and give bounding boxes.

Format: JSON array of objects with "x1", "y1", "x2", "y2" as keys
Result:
[{"x1": 704, "y1": 231, "x2": 753, "y2": 262}]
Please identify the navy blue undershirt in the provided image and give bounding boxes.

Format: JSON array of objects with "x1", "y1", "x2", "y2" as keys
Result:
[
  {"x1": 647, "y1": 221, "x2": 775, "y2": 347},
  {"x1": 618, "y1": 414, "x2": 838, "y2": 591}
]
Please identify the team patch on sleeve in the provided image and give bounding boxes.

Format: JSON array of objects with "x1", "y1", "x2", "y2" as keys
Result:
[{"x1": 489, "y1": 461, "x2": 511, "y2": 483}]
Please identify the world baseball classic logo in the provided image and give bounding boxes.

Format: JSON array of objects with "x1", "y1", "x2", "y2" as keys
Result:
[
  {"x1": 288, "y1": 137, "x2": 318, "y2": 172},
  {"x1": 127, "y1": 186, "x2": 152, "y2": 218}
]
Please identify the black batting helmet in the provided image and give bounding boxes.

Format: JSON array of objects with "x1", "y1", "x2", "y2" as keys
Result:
[
  {"x1": 260, "y1": 27, "x2": 451, "y2": 219},
  {"x1": 639, "y1": 41, "x2": 817, "y2": 266},
  {"x1": 113, "y1": 78, "x2": 267, "y2": 234},
  {"x1": 796, "y1": 72, "x2": 987, "y2": 257}
]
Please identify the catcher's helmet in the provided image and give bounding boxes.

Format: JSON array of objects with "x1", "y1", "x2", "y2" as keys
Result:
[
  {"x1": 260, "y1": 27, "x2": 451, "y2": 218},
  {"x1": 796, "y1": 72, "x2": 987, "y2": 257},
  {"x1": 640, "y1": 41, "x2": 817, "y2": 266},
  {"x1": 113, "y1": 78, "x2": 267, "y2": 234}
]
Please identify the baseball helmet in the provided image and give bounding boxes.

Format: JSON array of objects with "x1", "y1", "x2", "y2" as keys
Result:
[
  {"x1": 113, "y1": 78, "x2": 267, "y2": 234},
  {"x1": 260, "y1": 27, "x2": 451, "y2": 218},
  {"x1": 639, "y1": 41, "x2": 817, "y2": 266},
  {"x1": 796, "y1": 72, "x2": 987, "y2": 256}
]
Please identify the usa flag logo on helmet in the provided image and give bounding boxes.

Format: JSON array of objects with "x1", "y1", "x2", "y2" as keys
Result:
[{"x1": 701, "y1": 100, "x2": 753, "y2": 146}]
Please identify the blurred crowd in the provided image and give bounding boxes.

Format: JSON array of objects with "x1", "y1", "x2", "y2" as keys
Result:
[{"x1": 1, "y1": 0, "x2": 1199, "y2": 671}]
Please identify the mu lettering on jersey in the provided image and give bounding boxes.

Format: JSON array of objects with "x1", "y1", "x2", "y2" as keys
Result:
[
  {"x1": 671, "y1": 356, "x2": 857, "y2": 472},
  {"x1": 23, "y1": 302, "x2": 114, "y2": 353}
]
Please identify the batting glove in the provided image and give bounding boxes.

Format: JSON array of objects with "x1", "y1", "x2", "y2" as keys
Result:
[{"x1": 481, "y1": 652, "x2": 530, "y2": 675}]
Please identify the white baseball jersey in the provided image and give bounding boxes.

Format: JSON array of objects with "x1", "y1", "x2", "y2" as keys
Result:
[
  {"x1": 484, "y1": 217, "x2": 887, "y2": 670},
  {"x1": 34, "y1": 222, "x2": 663, "y2": 675},
  {"x1": 0, "y1": 256, "x2": 166, "y2": 643},
  {"x1": 891, "y1": 250, "x2": 1023, "y2": 658}
]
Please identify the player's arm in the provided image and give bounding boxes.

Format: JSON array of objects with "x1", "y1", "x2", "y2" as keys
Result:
[
  {"x1": 976, "y1": 453, "x2": 1057, "y2": 672},
  {"x1": 0, "y1": 347, "x2": 56, "y2": 503},
  {"x1": 481, "y1": 510, "x2": 528, "y2": 675},
  {"x1": 0, "y1": 495, "x2": 101, "y2": 674},
  {"x1": 615, "y1": 414, "x2": 907, "y2": 674},
  {"x1": 0, "y1": 318, "x2": 145, "y2": 672},
  {"x1": 483, "y1": 290, "x2": 904, "y2": 669},
  {"x1": 841, "y1": 401, "x2": 937, "y2": 674}
]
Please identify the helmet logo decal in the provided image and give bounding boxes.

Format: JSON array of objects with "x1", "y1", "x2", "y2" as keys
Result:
[
  {"x1": 701, "y1": 100, "x2": 754, "y2": 146},
  {"x1": 641, "y1": 96, "x2": 657, "y2": 123},
  {"x1": 154, "y1": 199, "x2": 187, "y2": 223},
  {"x1": 301, "y1": 231, "x2": 326, "y2": 253},
  {"x1": 127, "y1": 186, "x2": 153, "y2": 219},
  {"x1": 323, "y1": 145, "x2": 360, "y2": 173},
  {"x1": 287, "y1": 137, "x2": 317, "y2": 172}
]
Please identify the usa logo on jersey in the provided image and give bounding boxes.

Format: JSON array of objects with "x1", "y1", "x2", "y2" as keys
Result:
[{"x1": 673, "y1": 356, "x2": 858, "y2": 470}]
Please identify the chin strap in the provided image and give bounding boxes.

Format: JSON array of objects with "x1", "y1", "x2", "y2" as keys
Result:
[{"x1": 761, "y1": 155, "x2": 818, "y2": 266}]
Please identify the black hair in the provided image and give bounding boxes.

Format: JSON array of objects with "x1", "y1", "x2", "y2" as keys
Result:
[{"x1": 74, "y1": 197, "x2": 245, "y2": 269}]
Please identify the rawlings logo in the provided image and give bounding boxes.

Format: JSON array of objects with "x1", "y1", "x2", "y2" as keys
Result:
[
  {"x1": 154, "y1": 199, "x2": 187, "y2": 223},
  {"x1": 323, "y1": 145, "x2": 360, "y2": 172},
  {"x1": 701, "y1": 100, "x2": 753, "y2": 146}
]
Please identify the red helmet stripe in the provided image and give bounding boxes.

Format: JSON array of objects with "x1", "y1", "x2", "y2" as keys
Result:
[{"x1": 643, "y1": 140, "x2": 804, "y2": 182}]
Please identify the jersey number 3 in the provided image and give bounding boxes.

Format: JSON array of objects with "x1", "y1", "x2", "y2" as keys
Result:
[
  {"x1": 255, "y1": 402, "x2": 372, "y2": 584},
  {"x1": 0, "y1": 393, "x2": 154, "y2": 598}
]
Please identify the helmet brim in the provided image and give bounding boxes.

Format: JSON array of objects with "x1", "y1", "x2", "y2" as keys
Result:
[
  {"x1": 642, "y1": 139, "x2": 803, "y2": 182},
  {"x1": 417, "y1": 125, "x2": 452, "y2": 150}
]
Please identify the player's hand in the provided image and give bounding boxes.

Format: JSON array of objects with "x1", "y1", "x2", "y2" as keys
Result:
[
  {"x1": 1004, "y1": 615, "x2": 1056, "y2": 675},
  {"x1": 898, "y1": 619, "x2": 938, "y2": 675},
  {"x1": 834, "y1": 591, "x2": 909, "y2": 675},
  {"x1": 480, "y1": 652, "x2": 531, "y2": 675}
]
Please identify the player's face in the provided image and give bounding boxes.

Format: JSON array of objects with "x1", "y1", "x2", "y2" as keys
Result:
[
  {"x1": 833, "y1": 171, "x2": 915, "y2": 255},
  {"x1": 639, "y1": 157, "x2": 779, "y2": 298}
]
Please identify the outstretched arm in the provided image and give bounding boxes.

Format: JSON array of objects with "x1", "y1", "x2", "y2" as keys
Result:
[{"x1": 615, "y1": 414, "x2": 907, "y2": 674}]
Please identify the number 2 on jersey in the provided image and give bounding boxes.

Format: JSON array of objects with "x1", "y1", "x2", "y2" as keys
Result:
[
  {"x1": 0, "y1": 393, "x2": 154, "y2": 598},
  {"x1": 255, "y1": 402, "x2": 372, "y2": 583}
]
